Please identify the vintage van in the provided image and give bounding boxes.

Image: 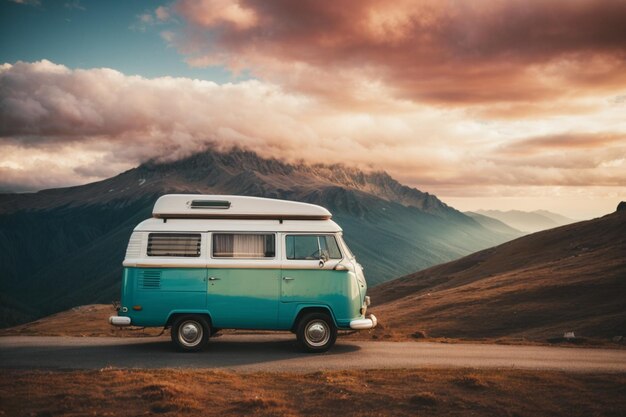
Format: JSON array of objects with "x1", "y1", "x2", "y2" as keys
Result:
[{"x1": 109, "y1": 194, "x2": 377, "y2": 352}]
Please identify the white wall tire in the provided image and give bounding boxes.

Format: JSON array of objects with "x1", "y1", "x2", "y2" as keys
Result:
[
  {"x1": 296, "y1": 312, "x2": 337, "y2": 353},
  {"x1": 171, "y1": 315, "x2": 210, "y2": 352}
]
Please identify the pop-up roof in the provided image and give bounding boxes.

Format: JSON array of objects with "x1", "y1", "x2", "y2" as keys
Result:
[{"x1": 152, "y1": 194, "x2": 332, "y2": 220}]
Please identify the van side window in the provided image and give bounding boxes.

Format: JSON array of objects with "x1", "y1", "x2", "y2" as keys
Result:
[
  {"x1": 213, "y1": 233, "x2": 275, "y2": 258},
  {"x1": 147, "y1": 233, "x2": 201, "y2": 257},
  {"x1": 286, "y1": 235, "x2": 342, "y2": 260}
]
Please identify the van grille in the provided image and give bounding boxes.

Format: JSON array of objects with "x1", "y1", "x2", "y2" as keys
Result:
[
  {"x1": 147, "y1": 233, "x2": 201, "y2": 257},
  {"x1": 139, "y1": 270, "x2": 161, "y2": 289}
]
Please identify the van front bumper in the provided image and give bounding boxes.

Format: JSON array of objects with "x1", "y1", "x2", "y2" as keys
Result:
[
  {"x1": 109, "y1": 316, "x2": 131, "y2": 326},
  {"x1": 349, "y1": 314, "x2": 377, "y2": 330}
]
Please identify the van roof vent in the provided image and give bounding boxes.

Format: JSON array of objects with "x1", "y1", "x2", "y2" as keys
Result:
[{"x1": 190, "y1": 200, "x2": 231, "y2": 209}]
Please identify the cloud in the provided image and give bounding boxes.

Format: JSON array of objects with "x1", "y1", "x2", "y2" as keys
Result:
[
  {"x1": 0, "y1": 143, "x2": 125, "y2": 192},
  {"x1": 170, "y1": 0, "x2": 626, "y2": 110},
  {"x1": 155, "y1": 6, "x2": 170, "y2": 21},
  {"x1": 131, "y1": 6, "x2": 172, "y2": 32},
  {"x1": 8, "y1": 0, "x2": 41, "y2": 6},
  {"x1": 179, "y1": 0, "x2": 257, "y2": 30},
  {"x1": 64, "y1": 1, "x2": 85, "y2": 11},
  {"x1": 501, "y1": 133, "x2": 626, "y2": 155},
  {"x1": 0, "y1": 60, "x2": 313, "y2": 159},
  {"x1": 0, "y1": 60, "x2": 624, "y2": 205}
]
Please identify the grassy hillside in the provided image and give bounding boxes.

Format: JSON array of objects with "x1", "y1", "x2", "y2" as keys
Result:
[{"x1": 368, "y1": 209, "x2": 626, "y2": 342}]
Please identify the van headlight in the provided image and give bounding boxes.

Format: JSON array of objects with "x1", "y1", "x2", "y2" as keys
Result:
[{"x1": 365, "y1": 296, "x2": 371, "y2": 306}]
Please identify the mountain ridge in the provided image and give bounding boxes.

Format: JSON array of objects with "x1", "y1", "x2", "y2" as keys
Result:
[
  {"x1": 0, "y1": 148, "x2": 516, "y2": 327},
  {"x1": 475, "y1": 209, "x2": 576, "y2": 233},
  {"x1": 0, "y1": 149, "x2": 451, "y2": 215},
  {"x1": 465, "y1": 212, "x2": 524, "y2": 237}
]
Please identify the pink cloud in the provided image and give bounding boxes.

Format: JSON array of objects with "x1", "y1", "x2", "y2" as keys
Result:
[
  {"x1": 171, "y1": 0, "x2": 626, "y2": 108},
  {"x1": 0, "y1": 60, "x2": 624, "y2": 206}
]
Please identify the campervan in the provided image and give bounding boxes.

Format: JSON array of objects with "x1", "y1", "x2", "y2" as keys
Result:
[{"x1": 109, "y1": 194, "x2": 377, "y2": 352}]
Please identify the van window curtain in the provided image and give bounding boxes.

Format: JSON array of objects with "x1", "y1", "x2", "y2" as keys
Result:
[
  {"x1": 213, "y1": 234, "x2": 275, "y2": 258},
  {"x1": 233, "y1": 234, "x2": 264, "y2": 257},
  {"x1": 213, "y1": 234, "x2": 234, "y2": 257}
]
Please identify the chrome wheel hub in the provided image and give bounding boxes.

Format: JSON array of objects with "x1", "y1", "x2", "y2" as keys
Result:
[
  {"x1": 178, "y1": 321, "x2": 203, "y2": 347},
  {"x1": 305, "y1": 320, "x2": 330, "y2": 347}
]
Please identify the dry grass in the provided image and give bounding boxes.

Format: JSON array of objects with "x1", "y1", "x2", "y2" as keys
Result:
[
  {"x1": 362, "y1": 211, "x2": 626, "y2": 345},
  {"x1": 0, "y1": 304, "x2": 164, "y2": 337},
  {"x1": 0, "y1": 368, "x2": 624, "y2": 417}
]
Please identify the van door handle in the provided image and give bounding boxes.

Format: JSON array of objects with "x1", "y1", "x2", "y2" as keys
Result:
[
  {"x1": 208, "y1": 276, "x2": 220, "y2": 281},
  {"x1": 283, "y1": 276, "x2": 294, "y2": 281}
]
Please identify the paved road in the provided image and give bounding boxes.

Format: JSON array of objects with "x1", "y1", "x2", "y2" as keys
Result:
[{"x1": 1, "y1": 335, "x2": 625, "y2": 373}]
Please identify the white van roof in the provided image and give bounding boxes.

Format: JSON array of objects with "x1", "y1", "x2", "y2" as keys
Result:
[
  {"x1": 134, "y1": 218, "x2": 342, "y2": 233},
  {"x1": 152, "y1": 194, "x2": 332, "y2": 220}
]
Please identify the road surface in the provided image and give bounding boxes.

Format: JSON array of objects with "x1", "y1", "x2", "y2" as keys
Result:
[{"x1": 1, "y1": 335, "x2": 625, "y2": 373}]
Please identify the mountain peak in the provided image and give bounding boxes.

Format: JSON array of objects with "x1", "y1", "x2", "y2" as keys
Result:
[
  {"x1": 0, "y1": 147, "x2": 455, "y2": 218},
  {"x1": 137, "y1": 147, "x2": 454, "y2": 216}
]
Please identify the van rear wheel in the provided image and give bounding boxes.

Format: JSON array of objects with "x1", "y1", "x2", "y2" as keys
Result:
[
  {"x1": 171, "y1": 315, "x2": 210, "y2": 352},
  {"x1": 296, "y1": 312, "x2": 337, "y2": 353}
]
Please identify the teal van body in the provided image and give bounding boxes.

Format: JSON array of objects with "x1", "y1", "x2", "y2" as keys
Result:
[
  {"x1": 110, "y1": 195, "x2": 377, "y2": 352},
  {"x1": 121, "y1": 265, "x2": 363, "y2": 330}
]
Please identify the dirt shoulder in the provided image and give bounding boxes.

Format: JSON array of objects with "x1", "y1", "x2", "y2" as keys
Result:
[{"x1": 1, "y1": 368, "x2": 624, "y2": 417}]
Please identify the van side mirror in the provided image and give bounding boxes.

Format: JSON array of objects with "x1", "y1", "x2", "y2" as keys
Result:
[{"x1": 319, "y1": 252, "x2": 329, "y2": 268}]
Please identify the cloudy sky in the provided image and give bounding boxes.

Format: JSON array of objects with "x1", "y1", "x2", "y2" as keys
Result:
[{"x1": 1, "y1": 0, "x2": 625, "y2": 218}]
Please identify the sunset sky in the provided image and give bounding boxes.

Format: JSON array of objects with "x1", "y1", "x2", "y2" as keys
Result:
[{"x1": 1, "y1": 0, "x2": 625, "y2": 218}]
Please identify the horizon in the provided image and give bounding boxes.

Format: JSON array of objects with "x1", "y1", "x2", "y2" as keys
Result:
[{"x1": 1, "y1": 0, "x2": 625, "y2": 219}]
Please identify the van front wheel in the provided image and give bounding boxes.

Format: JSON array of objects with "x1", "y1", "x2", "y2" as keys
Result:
[
  {"x1": 171, "y1": 315, "x2": 210, "y2": 352},
  {"x1": 296, "y1": 312, "x2": 337, "y2": 353}
]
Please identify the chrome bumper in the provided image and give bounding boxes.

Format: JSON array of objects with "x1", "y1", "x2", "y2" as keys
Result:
[
  {"x1": 350, "y1": 314, "x2": 377, "y2": 330},
  {"x1": 109, "y1": 316, "x2": 131, "y2": 326}
]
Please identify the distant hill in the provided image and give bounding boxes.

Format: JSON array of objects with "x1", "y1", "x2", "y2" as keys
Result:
[
  {"x1": 369, "y1": 207, "x2": 626, "y2": 341},
  {"x1": 0, "y1": 148, "x2": 515, "y2": 327},
  {"x1": 475, "y1": 209, "x2": 577, "y2": 233},
  {"x1": 465, "y1": 212, "x2": 524, "y2": 237}
]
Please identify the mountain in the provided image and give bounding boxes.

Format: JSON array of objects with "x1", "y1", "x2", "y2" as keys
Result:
[
  {"x1": 464, "y1": 212, "x2": 524, "y2": 237},
  {"x1": 475, "y1": 209, "x2": 577, "y2": 233},
  {"x1": 369, "y1": 207, "x2": 626, "y2": 341},
  {"x1": 0, "y1": 148, "x2": 515, "y2": 327},
  {"x1": 533, "y1": 210, "x2": 579, "y2": 226}
]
